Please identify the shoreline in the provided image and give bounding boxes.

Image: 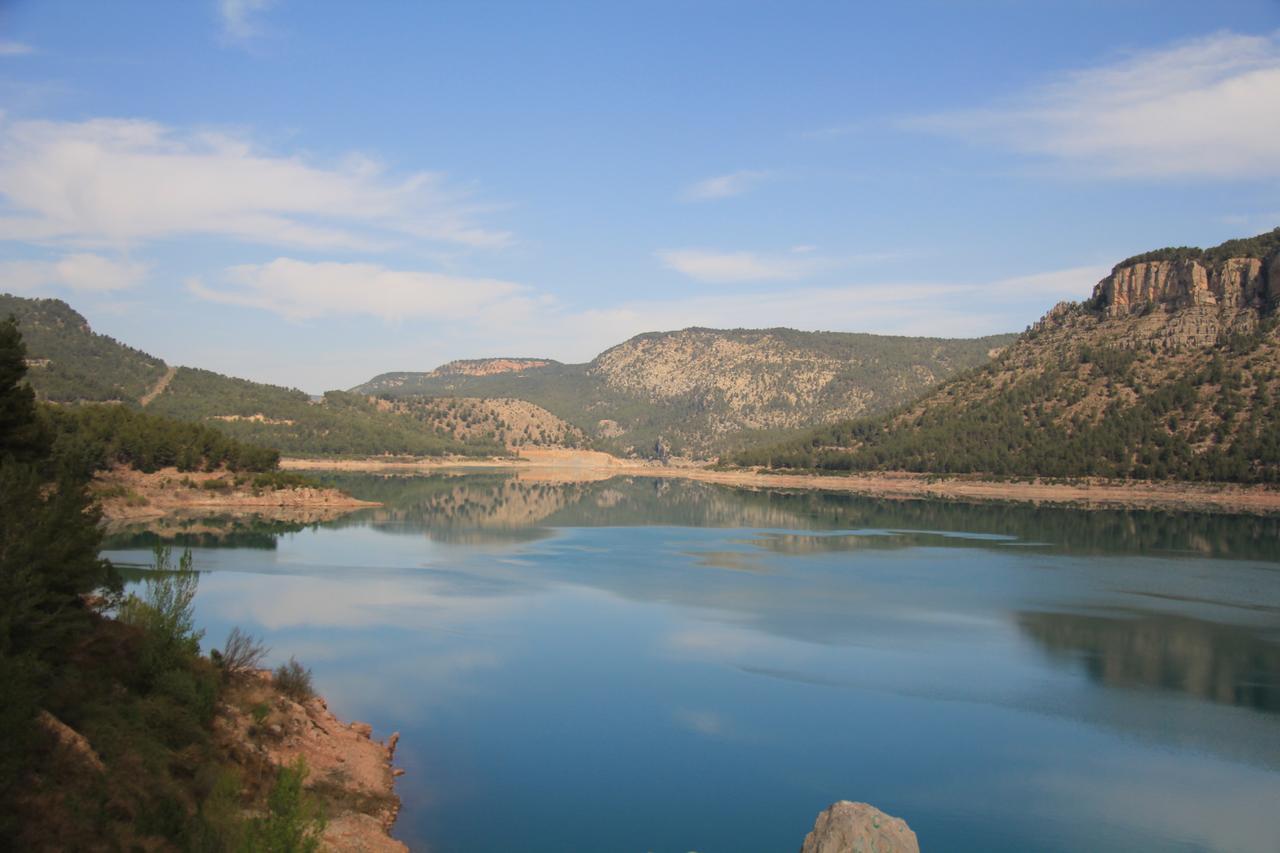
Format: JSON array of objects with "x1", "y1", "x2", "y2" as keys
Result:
[
  {"x1": 280, "y1": 451, "x2": 1280, "y2": 515},
  {"x1": 94, "y1": 466, "x2": 380, "y2": 523},
  {"x1": 217, "y1": 671, "x2": 405, "y2": 852}
]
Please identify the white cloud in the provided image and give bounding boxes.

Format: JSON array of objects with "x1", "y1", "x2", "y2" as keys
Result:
[
  {"x1": 908, "y1": 31, "x2": 1280, "y2": 178},
  {"x1": 218, "y1": 0, "x2": 275, "y2": 40},
  {"x1": 0, "y1": 252, "x2": 149, "y2": 294},
  {"x1": 657, "y1": 247, "x2": 827, "y2": 283},
  {"x1": 188, "y1": 257, "x2": 533, "y2": 322},
  {"x1": 0, "y1": 41, "x2": 35, "y2": 57},
  {"x1": 0, "y1": 117, "x2": 510, "y2": 250},
  {"x1": 680, "y1": 169, "x2": 770, "y2": 201}
]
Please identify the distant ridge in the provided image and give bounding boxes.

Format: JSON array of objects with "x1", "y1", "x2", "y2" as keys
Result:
[{"x1": 355, "y1": 326, "x2": 1016, "y2": 457}]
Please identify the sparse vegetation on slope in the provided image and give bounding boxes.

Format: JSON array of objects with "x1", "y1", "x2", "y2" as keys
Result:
[
  {"x1": 357, "y1": 328, "x2": 1016, "y2": 457},
  {"x1": 738, "y1": 230, "x2": 1280, "y2": 483},
  {"x1": 384, "y1": 396, "x2": 588, "y2": 449}
]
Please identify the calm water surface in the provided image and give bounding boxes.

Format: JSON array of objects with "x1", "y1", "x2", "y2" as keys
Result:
[{"x1": 102, "y1": 473, "x2": 1280, "y2": 852}]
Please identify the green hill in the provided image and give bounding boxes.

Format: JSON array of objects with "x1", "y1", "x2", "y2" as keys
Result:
[
  {"x1": 1, "y1": 293, "x2": 500, "y2": 458},
  {"x1": 0, "y1": 295, "x2": 167, "y2": 403}
]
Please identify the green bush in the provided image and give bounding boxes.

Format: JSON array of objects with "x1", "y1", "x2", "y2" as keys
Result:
[
  {"x1": 273, "y1": 657, "x2": 314, "y2": 703},
  {"x1": 241, "y1": 758, "x2": 326, "y2": 852},
  {"x1": 117, "y1": 545, "x2": 204, "y2": 682}
]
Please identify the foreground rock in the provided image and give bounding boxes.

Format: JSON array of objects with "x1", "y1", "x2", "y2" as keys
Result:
[
  {"x1": 800, "y1": 801, "x2": 920, "y2": 853},
  {"x1": 215, "y1": 672, "x2": 405, "y2": 852}
]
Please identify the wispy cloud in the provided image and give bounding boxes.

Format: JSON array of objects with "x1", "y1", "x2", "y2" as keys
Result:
[
  {"x1": 907, "y1": 31, "x2": 1280, "y2": 178},
  {"x1": 218, "y1": 0, "x2": 276, "y2": 40},
  {"x1": 680, "y1": 169, "x2": 771, "y2": 201},
  {"x1": 0, "y1": 253, "x2": 149, "y2": 294},
  {"x1": 188, "y1": 257, "x2": 533, "y2": 322},
  {"x1": 0, "y1": 116, "x2": 510, "y2": 251},
  {"x1": 0, "y1": 41, "x2": 35, "y2": 57},
  {"x1": 657, "y1": 247, "x2": 827, "y2": 283}
]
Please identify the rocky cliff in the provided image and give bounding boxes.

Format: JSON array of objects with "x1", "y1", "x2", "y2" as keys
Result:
[{"x1": 1085, "y1": 250, "x2": 1277, "y2": 349}]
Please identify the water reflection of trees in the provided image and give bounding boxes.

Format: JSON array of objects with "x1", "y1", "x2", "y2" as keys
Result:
[
  {"x1": 1018, "y1": 610, "x2": 1280, "y2": 713},
  {"x1": 315, "y1": 471, "x2": 1280, "y2": 559},
  {"x1": 101, "y1": 514, "x2": 315, "y2": 550}
]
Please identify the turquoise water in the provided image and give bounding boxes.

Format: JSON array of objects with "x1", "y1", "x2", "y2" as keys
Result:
[{"x1": 102, "y1": 473, "x2": 1280, "y2": 852}]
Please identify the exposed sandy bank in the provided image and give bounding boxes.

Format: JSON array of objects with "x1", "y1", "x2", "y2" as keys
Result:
[
  {"x1": 94, "y1": 466, "x2": 379, "y2": 523},
  {"x1": 281, "y1": 450, "x2": 1280, "y2": 515}
]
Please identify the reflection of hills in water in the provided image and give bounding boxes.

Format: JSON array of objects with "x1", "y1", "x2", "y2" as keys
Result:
[
  {"x1": 101, "y1": 513, "x2": 316, "y2": 550},
  {"x1": 741, "y1": 530, "x2": 1022, "y2": 556},
  {"x1": 316, "y1": 471, "x2": 1280, "y2": 558},
  {"x1": 1019, "y1": 610, "x2": 1280, "y2": 713}
]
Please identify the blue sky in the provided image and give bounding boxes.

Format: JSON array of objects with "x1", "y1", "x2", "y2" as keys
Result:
[{"x1": 1, "y1": 1, "x2": 1278, "y2": 391}]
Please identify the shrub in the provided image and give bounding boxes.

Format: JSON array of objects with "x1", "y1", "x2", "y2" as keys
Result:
[
  {"x1": 242, "y1": 758, "x2": 326, "y2": 852},
  {"x1": 252, "y1": 471, "x2": 317, "y2": 491},
  {"x1": 117, "y1": 545, "x2": 204, "y2": 681},
  {"x1": 273, "y1": 657, "x2": 314, "y2": 703},
  {"x1": 218, "y1": 626, "x2": 270, "y2": 676}
]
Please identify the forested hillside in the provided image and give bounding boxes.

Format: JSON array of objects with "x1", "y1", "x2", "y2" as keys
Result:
[
  {"x1": 736, "y1": 229, "x2": 1280, "y2": 483},
  {"x1": 357, "y1": 327, "x2": 1016, "y2": 457},
  {"x1": 0, "y1": 295, "x2": 167, "y2": 403},
  {"x1": 1, "y1": 293, "x2": 504, "y2": 458},
  {"x1": 146, "y1": 369, "x2": 502, "y2": 458}
]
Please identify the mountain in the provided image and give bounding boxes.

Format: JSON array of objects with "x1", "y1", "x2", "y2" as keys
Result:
[
  {"x1": 736, "y1": 228, "x2": 1280, "y2": 483},
  {"x1": 0, "y1": 294, "x2": 498, "y2": 458},
  {"x1": 355, "y1": 327, "x2": 1017, "y2": 457}
]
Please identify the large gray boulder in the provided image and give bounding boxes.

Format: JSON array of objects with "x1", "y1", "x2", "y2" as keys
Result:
[{"x1": 799, "y1": 801, "x2": 920, "y2": 853}]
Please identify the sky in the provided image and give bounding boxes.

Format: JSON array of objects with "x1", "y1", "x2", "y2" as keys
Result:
[{"x1": 0, "y1": 0, "x2": 1278, "y2": 392}]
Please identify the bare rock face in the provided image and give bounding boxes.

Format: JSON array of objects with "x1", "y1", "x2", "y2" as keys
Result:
[
  {"x1": 1087, "y1": 256, "x2": 1274, "y2": 350},
  {"x1": 800, "y1": 801, "x2": 920, "y2": 853}
]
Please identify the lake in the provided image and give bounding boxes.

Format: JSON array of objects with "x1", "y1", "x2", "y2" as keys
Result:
[{"x1": 101, "y1": 472, "x2": 1280, "y2": 852}]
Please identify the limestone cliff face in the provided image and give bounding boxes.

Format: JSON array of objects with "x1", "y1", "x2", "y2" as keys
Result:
[{"x1": 1089, "y1": 255, "x2": 1275, "y2": 348}]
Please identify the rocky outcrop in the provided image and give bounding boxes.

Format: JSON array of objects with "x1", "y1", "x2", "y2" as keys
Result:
[
  {"x1": 800, "y1": 801, "x2": 920, "y2": 853},
  {"x1": 215, "y1": 672, "x2": 405, "y2": 852},
  {"x1": 1089, "y1": 255, "x2": 1275, "y2": 349}
]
